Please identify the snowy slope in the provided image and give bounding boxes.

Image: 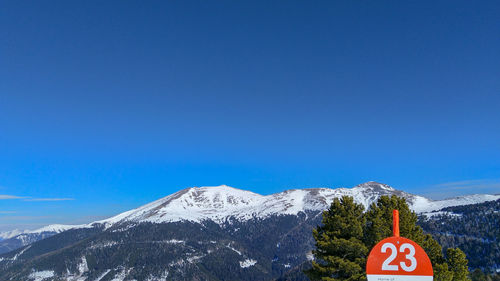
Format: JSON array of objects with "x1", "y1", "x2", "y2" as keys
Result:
[
  {"x1": 0, "y1": 224, "x2": 95, "y2": 254},
  {"x1": 27, "y1": 224, "x2": 92, "y2": 234},
  {"x1": 4, "y1": 181, "x2": 499, "y2": 237},
  {"x1": 96, "y1": 181, "x2": 500, "y2": 226},
  {"x1": 0, "y1": 224, "x2": 91, "y2": 240},
  {"x1": 412, "y1": 194, "x2": 500, "y2": 213},
  {"x1": 0, "y1": 229, "x2": 25, "y2": 240}
]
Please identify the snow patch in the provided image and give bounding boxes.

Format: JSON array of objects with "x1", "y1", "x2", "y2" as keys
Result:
[
  {"x1": 226, "y1": 243, "x2": 242, "y2": 255},
  {"x1": 28, "y1": 270, "x2": 55, "y2": 281},
  {"x1": 110, "y1": 267, "x2": 132, "y2": 281},
  {"x1": 78, "y1": 256, "x2": 88, "y2": 274},
  {"x1": 90, "y1": 241, "x2": 118, "y2": 249},
  {"x1": 240, "y1": 259, "x2": 257, "y2": 268},
  {"x1": 111, "y1": 223, "x2": 137, "y2": 232},
  {"x1": 146, "y1": 271, "x2": 169, "y2": 281},
  {"x1": 421, "y1": 211, "x2": 462, "y2": 218},
  {"x1": 165, "y1": 239, "x2": 184, "y2": 244},
  {"x1": 95, "y1": 269, "x2": 112, "y2": 281},
  {"x1": 187, "y1": 254, "x2": 205, "y2": 263},
  {"x1": 168, "y1": 259, "x2": 185, "y2": 267},
  {"x1": 306, "y1": 251, "x2": 314, "y2": 261},
  {"x1": 12, "y1": 245, "x2": 31, "y2": 261}
]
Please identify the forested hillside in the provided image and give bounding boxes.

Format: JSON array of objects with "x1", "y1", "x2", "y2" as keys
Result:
[
  {"x1": 1, "y1": 190, "x2": 498, "y2": 280},
  {"x1": 419, "y1": 199, "x2": 500, "y2": 273}
]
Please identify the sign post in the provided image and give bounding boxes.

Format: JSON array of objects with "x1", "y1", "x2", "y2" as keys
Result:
[{"x1": 366, "y1": 210, "x2": 433, "y2": 281}]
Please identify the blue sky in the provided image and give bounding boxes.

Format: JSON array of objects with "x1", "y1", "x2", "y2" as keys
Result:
[{"x1": 1, "y1": 1, "x2": 499, "y2": 231}]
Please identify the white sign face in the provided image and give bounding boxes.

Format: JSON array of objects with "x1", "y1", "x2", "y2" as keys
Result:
[{"x1": 367, "y1": 275, "x2": 433, "y2": 281}]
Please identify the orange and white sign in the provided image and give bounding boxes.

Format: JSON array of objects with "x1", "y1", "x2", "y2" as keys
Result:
[{"x1": 366, "y1": 210, "x2": 433, "y2": 281}]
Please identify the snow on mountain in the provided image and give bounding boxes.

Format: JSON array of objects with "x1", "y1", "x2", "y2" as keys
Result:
[
  {"x1": 0, "y1": 223, "x2": 95, "y2": 254},
  {"x1": 6, "y1": 182, "x2": 500, "y2": 236},
  {"x1": 27, "y1": 224, "x2": 92, "y2": 234},
  {"x1": 0, "y1": 224, "x2": 91, "y2": 240},
  {"x1": 414, "y1": 194, "x2": 500, "y2": 213},
  {"x1": 96, "y1": 181, "x2": 500, "y2": 226},
  {"x1": 0, "y1": 229, "x2": 26, "y2": 240}
]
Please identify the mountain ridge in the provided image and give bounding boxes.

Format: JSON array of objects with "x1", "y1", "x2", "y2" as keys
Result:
[
  {"x1": 2, "y1": 181, "x2": 499, "y2": 244},
  {"x1": 1, "y1": 182, "x2": 499, "y2": 281}
]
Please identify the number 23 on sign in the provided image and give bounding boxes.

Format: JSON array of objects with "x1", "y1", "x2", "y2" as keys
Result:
[{"x1": 366, "y1": 210, "x2": 433, "y2": 281}]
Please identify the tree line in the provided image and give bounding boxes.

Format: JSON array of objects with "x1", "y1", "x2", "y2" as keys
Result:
[{"x1": 305, "y1": 195, "x2": 469, "y2": 281}]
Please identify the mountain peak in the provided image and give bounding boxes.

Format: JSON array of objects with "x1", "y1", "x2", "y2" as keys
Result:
[
  {"x1": 196, "y1": 185, "x2": 237, "y2": 190},
  {"x1": 355, "y1": 181, "x2": 395, "y2": 191},
  {"x1": 190, "y1": 185, "x2": 262, "y2": 198}
]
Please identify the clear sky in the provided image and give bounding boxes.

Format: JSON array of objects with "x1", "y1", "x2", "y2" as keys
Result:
[{"x1": 1, "y1": 1, "x2": 499, "y2": 231}]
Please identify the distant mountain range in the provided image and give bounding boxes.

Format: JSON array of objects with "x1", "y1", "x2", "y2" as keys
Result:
[{"x1": 1, "y1": 182, "x2": 499, "y2": 281}]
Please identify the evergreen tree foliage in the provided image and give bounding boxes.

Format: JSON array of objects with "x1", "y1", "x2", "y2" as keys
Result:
[
  {"x1": 434, "y1": 263, "x2": 453, "y2": 281},
  {"x1": 447, "y1": 248, "x2": 470, "y2": 281},
  {"x1": 363, "y1": 195, "x2": 423, "y2": 249},
  {"x1": 307, "y1": 195, "x2": 470, "y2": 281},
  {"x1": 418, "y1": 199, "x2": 500, "y2": 271},
  {"x1": 470, "y1": 269, "x2": 487, "y2": 281},
  {"x1": 363, "y1": 195, "x2": 451, "y2": 281},
  {"x1": 305, "y1": 196, "x2": 368, "y2": 281},
  {"x1": 470, "y1": 270, "x2": 500, "y2": 281}
]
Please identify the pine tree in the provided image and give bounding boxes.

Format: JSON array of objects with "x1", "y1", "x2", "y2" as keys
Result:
[
  {"x1": 363, "y1": 195, "x2": 453, "y2": 281},
  {"x1": 363, "y1": 195, "x2": 423, "y2": 249},
  {"x1": 307, "y1": 195, "x2": 470, "y2": 281},
  {"x1": 305, "y1": 196, "x2": 368, "y2": 281},
  {"x1": 434, "y1": 263, "x2": 454, "y2": 281},
  {"x1": 470, "y1": 269, "x2": 487, "y2": 281},
  {"x1": 447, "y1": 248, "x2": 470, "y2": 281}
]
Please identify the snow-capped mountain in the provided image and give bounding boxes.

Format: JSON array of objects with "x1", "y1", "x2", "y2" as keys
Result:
[
  {"x1": 3, "y1": 181, "x2": 499, "y2": 240},
  {"x1": 97, "y1": 182, "x2": 396, "y2": 225},
  {"x1": 96, "y1": 181, "x2": 500, "y2": 226},
  {"x1": 1, "y1": 181, "x2": 499, "y2": 281},
  {"x1": 0, "y1": 224, "x2": 93, "y2": 254},
  {"x1": 0, "y1": 230, "x2": 25, "y2": 241},
  {"x1": 0, "y1": 224, "x2": 90, "y2": 239}
]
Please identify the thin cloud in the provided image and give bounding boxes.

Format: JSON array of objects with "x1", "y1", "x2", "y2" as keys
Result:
[
  {"x1": 23, "y1": 198, "x2": 74, "y2": 202},
  {"x1": 0, "y1": 195, "x2": 25, "y2": 199},
  {"x1": 429, "y1": 179, "x2": 500, "y2": 192},
  {"x1": 0, "y1": 194, "x2": 74, "y2": 201},
  {"x1": 0, "y1": 215, "x2": 52, "y2": 221},
  {"x1": 0, "y1": 211, "x2": 16, "y2": 214},
  {"x1": 420, "y1": 178, "x2": 500, "y2": 199}
]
